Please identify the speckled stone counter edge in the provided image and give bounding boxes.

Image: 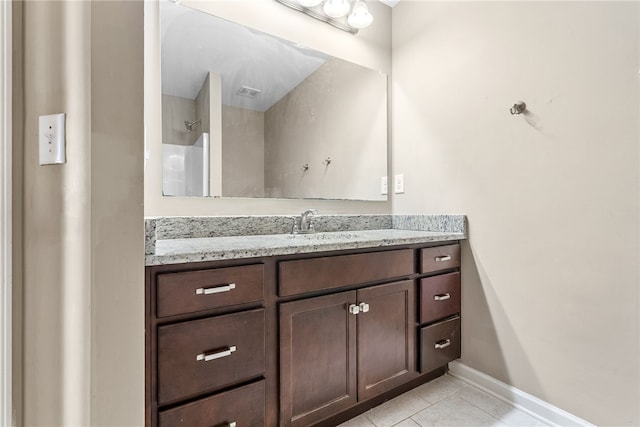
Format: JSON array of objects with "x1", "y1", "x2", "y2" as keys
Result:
[
  {"x1": 146, "y1": 230, "x2": 465, "y2": 266},
  {"x1": 392, "y1": 215, "x2": 466, "y2": 233},
  {"x1": 145, "y1": 214, "x2": 466, "y2": 255}
]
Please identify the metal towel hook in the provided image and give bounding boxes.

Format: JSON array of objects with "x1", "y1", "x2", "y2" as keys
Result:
[{"x1": 510, "y1": 101, "x2": 527, "y2": 115}]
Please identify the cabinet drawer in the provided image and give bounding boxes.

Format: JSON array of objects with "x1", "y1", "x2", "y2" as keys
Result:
[
  {"x1": 419, "y1": 272, "x2": 460, "y2": 324},
  {"x1": 420, "y1": 244, "x2": 460, "y2": 273},
  {"x1": 158, "y1": 380, "x2": 265, "y2": 427},
  {"x1": 419, "y1": 316, "x2": 461, "y2": 373},
  {"x1": 156, "y1": 264, "x2": 263, "y2": 318},
  {"x1": 157, "y1": 309, "x2": 265, "y2": 405},
  {"x1": 279, "y1": 249, "x2": 413, "y2": 296}
]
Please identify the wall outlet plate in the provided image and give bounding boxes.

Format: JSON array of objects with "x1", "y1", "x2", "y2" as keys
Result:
[
  {"x1": 39, "y1": 113, "x2": 66, "y2": 165},
  {"x1": 394, "y1": 174, "x2": 405, "y2": 194}
]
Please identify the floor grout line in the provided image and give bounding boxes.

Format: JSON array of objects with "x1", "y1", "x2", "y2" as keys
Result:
[
  {"x1": 341, "y1": 373, "x2": 550, "y2": 427},
  {"x1": 450, "y1": 387, "x2": 510, "y2": 427}
]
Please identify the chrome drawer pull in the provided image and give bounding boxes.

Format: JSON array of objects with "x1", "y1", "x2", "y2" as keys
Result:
[
  {"x1": 434, "y1": 339, "x2": 451, "y2": 350},
  {"x1": 195, "y1": 283, "x2": 236, "y2": 295},
  {"x1": 196, "y1": 345, "x2": 237, "y2": 362},
  {"x1": 359, "y1": 302, "x2": 370, "y2": 313},
  {"x1": 434, "y1": 293, "x2": 451, "y2": 301},
  {"x1": 348, "y1": 304, "x2": 361, "y2": 315},
  {"x1": 435, "y1": 255, "x2": 452, "y2": 262}
]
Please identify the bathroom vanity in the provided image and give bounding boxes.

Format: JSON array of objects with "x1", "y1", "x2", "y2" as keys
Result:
[{"x1": 145, "y1": 216, "x2": 465, "y2": 427}]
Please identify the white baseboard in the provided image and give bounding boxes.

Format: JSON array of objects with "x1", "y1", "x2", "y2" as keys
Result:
[{"x1": 448, "y1": 361, "x2": 595, "y2": 427}]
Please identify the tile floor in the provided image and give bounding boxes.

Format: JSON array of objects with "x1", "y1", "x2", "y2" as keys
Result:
[{"x1": 338, "y1": 374, "x2": 549, "y2": 427}]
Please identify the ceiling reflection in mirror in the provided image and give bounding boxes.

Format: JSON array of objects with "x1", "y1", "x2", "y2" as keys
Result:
[{"x1": 160, "y1": 1, "x2": 388, "y2": 201}]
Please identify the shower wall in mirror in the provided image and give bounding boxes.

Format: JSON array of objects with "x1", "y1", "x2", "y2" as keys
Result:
[
  {"x1": 162, "y1": 72, "x2": 212, "y2": 197},
  {"x1": 160, "y1": 0, "x2": 388, "y2": 201}
]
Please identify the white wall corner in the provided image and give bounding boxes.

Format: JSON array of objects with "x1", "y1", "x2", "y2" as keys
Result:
[{"x1": 448, "y1": 361, "x2": 595, "y2": 427}]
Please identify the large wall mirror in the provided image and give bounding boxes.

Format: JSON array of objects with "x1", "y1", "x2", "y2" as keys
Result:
[{"x1": 160, "y1": 1, "x2": 388, "y2": 202}]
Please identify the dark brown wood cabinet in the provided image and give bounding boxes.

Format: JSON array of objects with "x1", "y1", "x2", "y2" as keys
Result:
[
  {"x1": 279, "y1": 279, "x2": 416, "y2": 426},
  {"x1": 279, "y1": 249, "x2": 413, "y2": 296},
  {"x1": 418, "y1": 244, "x2": 462, "y2": 374},
  {"x1": 419, "y1": 272, "x2": 461, "y2": 324},
  {"x1": 279, "y1": 291, "x2": 358, "y2": 427},
  {"x1": 420, "y1": 244, "x2": 461, "y2": 273},
  {"x1": 157, "y1": 309, "x2": 265, "y2": 405},
  {"x1": 158, "y1": 380, "x2": 266, "y2": 427},
  {"x1": 357, "y1": 280, "x2": 416, "y2": 401},
  {"x1": 146, "y1": 241, "x2": 462, "y2": 427},
  {"x1": 156, "y1": 264, "x2": 264, "y2": 318},
  {"x1": 146, "y1": 263, "x2": 269, "y2": 427},
  {"x1": 420, "y1": 316, "x2": 461, "y2": 374}
]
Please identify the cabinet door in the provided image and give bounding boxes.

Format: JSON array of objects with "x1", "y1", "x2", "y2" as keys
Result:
[
  {"x1": 280, "y1": 291, "x2": 357, "y2": 427},
  {"x1": 357, "y1": 280, "x2": 416, "y2": 401}
]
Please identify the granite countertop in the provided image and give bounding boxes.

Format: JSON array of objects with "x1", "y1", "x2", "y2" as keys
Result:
[
  {"x1": 147, "y1": 229, "x2": 465, "y2": 265},
  {"x1": 145, "y1": 215, "x2": 467, "y2": 266}
]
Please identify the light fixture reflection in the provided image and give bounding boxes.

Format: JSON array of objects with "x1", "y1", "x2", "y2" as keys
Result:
[
  {"x1": 297, "y1": 0, "x2": 323, "y2": 7},
  {"x1": 323, "y1": 0, "x2": 351, "y2": 18},
  {"x1": 284, "y1": 0, "x2": 374, "y2": 33},
  {"x1": 347, "y1": 0, "x2": 373, "y2": 29}
]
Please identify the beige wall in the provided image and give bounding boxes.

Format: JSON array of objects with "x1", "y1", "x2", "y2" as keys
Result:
[
  {"x1": 145, "y1": 0, "x2": 392, "y2": 216},
  {"x1": 21, "y1": 2, "x2": 92, "y2": 424},
  {"x1": 11, "y1": 2, "x2": 24, "y2": 425},
  {"x1": 264, "y1": 58, "x2": 387, "y2": 201},
  {"x1": 162, "y1": 94, "x2": 197, "y2": 145},
  {"x1": 90, "y1": 2, "x2": 144, "y2": 426},
  {"x1": 392, "y1": 1, "x2": 639, "y2": 425},
  {"x1": 222, "y1": 105, "x2": 265, "y2": 198},
  {"x1": 196, "y1": 73, "x2": 210, "y2": 134},
  {"x1": 161, "y1": 75, "x2": 209, "y2": 147},
  {"x1": 16, "y1": 1, "x2": 143, "y2": 425},
  {"x1": 221, "y1": 55, "x2": 387, "y2": 201}
]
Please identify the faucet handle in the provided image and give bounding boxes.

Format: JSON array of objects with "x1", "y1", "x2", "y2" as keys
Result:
[{"x1": 292, "y1": 218, "x2": 301, "y2": 233}]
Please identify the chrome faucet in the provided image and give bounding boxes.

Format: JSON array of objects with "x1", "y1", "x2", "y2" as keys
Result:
[{"x1": 292, "y1": 209, "x2": 317, "y2": 234}]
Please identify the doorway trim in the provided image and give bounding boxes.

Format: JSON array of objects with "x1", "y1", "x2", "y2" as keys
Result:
[{"x1": 0, "y1": 0, "x2": 13, "y2": 425}]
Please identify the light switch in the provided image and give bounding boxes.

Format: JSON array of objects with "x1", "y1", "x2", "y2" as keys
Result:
[
  {"x1": 381, "y1": 176, "x2": 388, "y2": 195},
  {"x1": 394, "y1": 174, "x2": 405, "y2": 194},
  {"x1": 39, "y1": 113, "x2": 66, "y2": 165}
]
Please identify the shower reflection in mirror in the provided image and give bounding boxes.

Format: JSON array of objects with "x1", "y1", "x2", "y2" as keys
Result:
[
  {"x1": 184, "y1": 119, "x2": 201, "y2": 133},
  {"x1": 159, "y1": 1, "x2": 388, "y2": 201}
]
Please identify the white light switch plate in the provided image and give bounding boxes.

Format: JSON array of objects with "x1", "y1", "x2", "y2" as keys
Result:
[
  {"x1": 394, "y1": 174, "x2": 405, "y2": 194},
  {"x1": 39, "y1": 113, "x2": 66, "y2": 165},
  {"x1": 381, "y1": 176, "x2": 388, "y2": 195}
]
